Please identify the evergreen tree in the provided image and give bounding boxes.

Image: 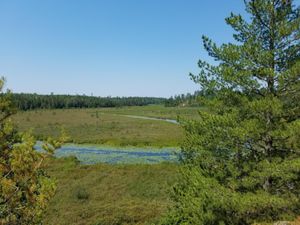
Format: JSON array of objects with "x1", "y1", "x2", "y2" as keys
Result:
[
  {"x1": 0, "y1": 78, "x2": 66, "y2": 224},
  {"x1": 163, "y1": 0, "x2": 300, "y2": 224}
]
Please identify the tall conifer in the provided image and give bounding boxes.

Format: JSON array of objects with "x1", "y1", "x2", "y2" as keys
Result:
[{"x1": 163, "y1": 1, "x2": 300, "y2": 224}]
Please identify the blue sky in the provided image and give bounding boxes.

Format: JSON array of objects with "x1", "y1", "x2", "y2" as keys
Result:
[{"x1": 0, "y1": 0, "x2": 298, "y2": 97}]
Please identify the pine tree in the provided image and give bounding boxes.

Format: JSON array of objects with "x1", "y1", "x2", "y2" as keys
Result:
[
  {"x1": 0, "y1": 78, "x2": 66, "y2": 224},
  {"x1": 162, "y1": 0, "x2": 300, "y2": 224}
]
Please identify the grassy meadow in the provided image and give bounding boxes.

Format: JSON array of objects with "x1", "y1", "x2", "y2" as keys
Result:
[
  {"x1": 42, "y1": 157, "x2": 178, "y2": 225},
  {"x1": 13, "y1": 105, "x2": 197, "y2": 224},
  {"x1": 13, "y1": 105, "x2": 200, "y2": 147}
]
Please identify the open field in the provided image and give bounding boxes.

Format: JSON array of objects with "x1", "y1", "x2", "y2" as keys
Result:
[
  {"x1": 13, "y1": 105, "x2": 201, "y2": 147},
  {"x1": 18, "y1": 106, "x2": 183, "y2": 223},
  {"x1": 42, "y1": 157, "x2": 178, "y2": 225}
]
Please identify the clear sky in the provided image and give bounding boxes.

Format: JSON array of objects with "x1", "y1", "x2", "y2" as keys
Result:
[{"x1": 0, "y1": 0, "x2": 298, "y2": 97}]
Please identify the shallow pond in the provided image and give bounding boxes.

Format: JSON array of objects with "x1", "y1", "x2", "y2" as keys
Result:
[{"x1": 36, "y1": 144, "x2": 179, "y2": 164}]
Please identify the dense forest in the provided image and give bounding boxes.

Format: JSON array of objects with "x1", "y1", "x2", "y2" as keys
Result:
[
  {"x1": 11, "y1": 93, "x2": 166, "y2": 110},
  {"x1": 164, "y1": 90, "x2": 214, "y2": 107}
]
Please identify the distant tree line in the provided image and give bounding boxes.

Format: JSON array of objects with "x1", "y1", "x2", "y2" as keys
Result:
[
  {"x1": 164, "y1": 90, "x2": 212, "y2": 107},
  {"x1": 11, "y1": 93, "x2": 166, "y2": 110}
]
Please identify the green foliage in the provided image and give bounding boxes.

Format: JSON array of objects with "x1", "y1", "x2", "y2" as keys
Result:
[
  {"x1": 74, "y1": 186, "x2": 90, "y2": 200},
  {"x1": 0, "y1": 78, "x2": 66, "y2": 224},
  {"x1": 164, "y1": 91, "x2": 206, "y2": 107},
  {"x1": 163, "y1": 1, "x2": 300, "y2": 224}
]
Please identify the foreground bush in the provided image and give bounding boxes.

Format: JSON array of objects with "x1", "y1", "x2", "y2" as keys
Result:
[{"x1": 0, "y1": 78, "x2": 65, "y2": 224}]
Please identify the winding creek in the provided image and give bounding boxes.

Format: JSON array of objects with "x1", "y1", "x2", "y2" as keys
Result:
[{"x1": 120, "y1": 114, "x2": 179, "y2": 124}]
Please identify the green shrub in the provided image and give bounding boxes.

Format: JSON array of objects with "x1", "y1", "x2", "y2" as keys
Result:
[{"x1": 74, "y1": 186, "x2": 90, "y2": 200}]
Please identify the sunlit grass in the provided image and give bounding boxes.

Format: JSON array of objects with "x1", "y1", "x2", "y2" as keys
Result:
[{"x1": 13, "y1": 105, "x2": 201, "y2": 147}]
